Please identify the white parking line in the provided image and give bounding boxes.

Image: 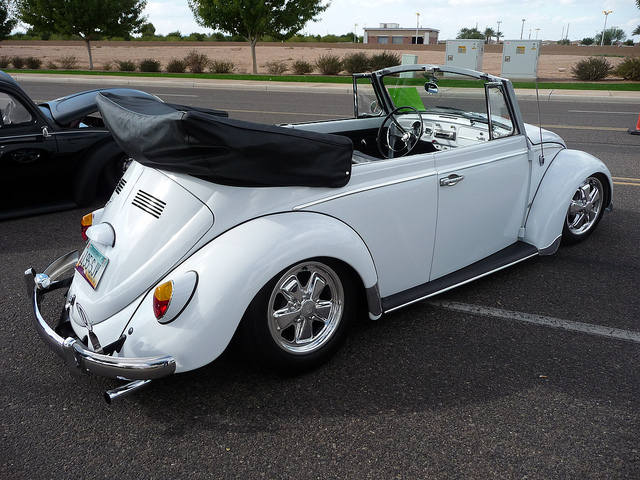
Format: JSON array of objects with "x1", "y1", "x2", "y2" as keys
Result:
[{"x1": 427, "y1": 300, "x2": 640, "y2": 343}]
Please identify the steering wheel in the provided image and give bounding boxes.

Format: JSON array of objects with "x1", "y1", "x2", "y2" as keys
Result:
[{"x1": 376, "y1": 106, "x2": 424, "y2": 159}]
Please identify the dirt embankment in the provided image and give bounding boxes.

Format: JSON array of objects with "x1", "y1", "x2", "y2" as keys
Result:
[{"x1": 2, "y1": 40, "x2": 639, "y2": 80}]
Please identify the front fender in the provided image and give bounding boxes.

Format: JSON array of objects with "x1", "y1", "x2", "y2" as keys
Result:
[
  {"x1": 523, "y1": 149, "x2": 612, "y2": 253},
  {"x1": 120, "y1": 212, "x2": 379, "y2": 373}
]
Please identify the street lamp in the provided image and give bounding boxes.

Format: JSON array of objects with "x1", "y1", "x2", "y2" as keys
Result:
[
  {"x1": 496, "y1": 21, "x2": 501, "y2": 43},
  {"x1": 354, "y1": 23, "x2": 358, "y2": 43},
  {"x1": 601, "y1": 10, "x2": 612, "y2": 46},
  {"x1": 521, "y1": 19, "x2": 526, "y2": 39},
  {"x1": 415, "y1": 13, "x2": 420, "y2": 45}
]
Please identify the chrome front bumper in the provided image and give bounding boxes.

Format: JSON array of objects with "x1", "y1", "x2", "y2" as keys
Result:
[{"x1": 24, "y1": 251, "x2": 176, "y2": 381}]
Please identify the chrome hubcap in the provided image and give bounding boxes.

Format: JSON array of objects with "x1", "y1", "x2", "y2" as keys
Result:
[
  {"x1": 268, "y1": 262, "x2": 344, "y2": 355},
  {"x1": 566, "y1": 177, "x2": 604, "y2": 236}
]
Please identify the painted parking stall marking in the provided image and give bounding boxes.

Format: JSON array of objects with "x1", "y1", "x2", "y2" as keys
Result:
[{"x1": 428, "y1": 300, "x2": 640, "y2": 343}]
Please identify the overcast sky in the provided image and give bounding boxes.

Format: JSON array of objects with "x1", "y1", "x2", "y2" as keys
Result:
[{"x1": 145, "y1": 0, "x2": 639, "y2": 42}]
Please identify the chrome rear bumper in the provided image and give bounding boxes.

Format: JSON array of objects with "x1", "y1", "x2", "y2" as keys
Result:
[{"x1": 24, "y1": 251, "x2": 176, "y2": 381}]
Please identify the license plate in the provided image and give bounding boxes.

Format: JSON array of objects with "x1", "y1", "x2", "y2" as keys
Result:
[{"x1": 76, "y1": 243, "x2": 109, "y2": 289}]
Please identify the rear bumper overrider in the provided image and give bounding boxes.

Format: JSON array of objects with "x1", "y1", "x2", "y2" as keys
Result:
[{"x1": 24, "y1": 251, "x2": 176, "y2": 383}]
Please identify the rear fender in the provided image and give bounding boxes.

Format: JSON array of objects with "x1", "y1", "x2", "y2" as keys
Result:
[
  {"x1": 119, "y1": 212, "x2": 379, "y2": 373},
  {"x1": 523, "y1": 149, "x2": 612, "y2": 253}
]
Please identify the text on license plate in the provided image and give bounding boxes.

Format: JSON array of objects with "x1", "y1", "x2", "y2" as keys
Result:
[{"x1": 76, "y1": 243, "x2": 109, "y2": 289}]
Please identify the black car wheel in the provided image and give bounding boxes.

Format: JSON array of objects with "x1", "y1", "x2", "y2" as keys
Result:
[{"x1": 240, "y1": 259, "x2": 357, "y2": 373}]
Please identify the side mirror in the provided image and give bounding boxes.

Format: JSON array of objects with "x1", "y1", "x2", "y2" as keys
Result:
[{"x1": 424, "y1": 82, "x2": 438, "y2": 95}]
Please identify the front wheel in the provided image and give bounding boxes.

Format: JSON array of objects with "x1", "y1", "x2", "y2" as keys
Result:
[
  {"x1": 240, "y1": 260, "x2": 356, "y2": 373},
  {"x1": 561, "y1": 175, "x2": 606, "y2": 245}
]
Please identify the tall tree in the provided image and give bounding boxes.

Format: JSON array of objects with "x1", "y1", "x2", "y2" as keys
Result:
[
  {"x1": 483, "y1": 27, "x2": 495, "y2": 44},
  {"x1": 595, "y1": 27, "x2": 626, "y2": 46},
  {"x1": 16, "y1": 0, "x2": 147, "y2": 69},
  {"x1": 634, "y1": 0, "x2": 640, "y2": 37},
  {"x1": 0, "y1": 0, "x2": 17, "y2": 40},
  {"x1": 189, "y1": 0, "x2": 328, "y2": 74}
]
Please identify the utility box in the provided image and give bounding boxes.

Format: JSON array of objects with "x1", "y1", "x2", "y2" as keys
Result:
[
  {"x1": 400, "y1": 54, "x2": 418, "y2": 78},
  {"x1": 501, "y1": 40, "x2": 542, "y2": 79},
  {"x1": 445, "y1": 40, "x2": 484, "y2": 71}
]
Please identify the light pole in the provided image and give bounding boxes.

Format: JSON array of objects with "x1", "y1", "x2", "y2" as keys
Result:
[
  {"x1": 535, "y1": 28, "x2": 540, "y2": 39},
  {"x1": 354, "y1": 23, "x2": 358, "y2": 43},
  {"x1": 521, "y1": 19, "x2": 526, "y2": 39},
  {"x1": 601, "y1": 11, "x2": 612, "y2": 46},
  {"x1": 496, "y1": 21, "x2": 501, "y2": 43},
  {"x1": 415, "y1": 13, "x2": 420, "y2": 44}
]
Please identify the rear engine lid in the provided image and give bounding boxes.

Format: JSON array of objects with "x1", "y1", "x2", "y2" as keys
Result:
[{"x1": 68, "y1": 162, "x2": 214, "y2": 326}]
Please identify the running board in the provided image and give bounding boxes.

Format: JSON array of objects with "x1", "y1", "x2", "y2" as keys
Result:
[{"x1": 382, "y1": 242, "x2": 539, "y2": 313}]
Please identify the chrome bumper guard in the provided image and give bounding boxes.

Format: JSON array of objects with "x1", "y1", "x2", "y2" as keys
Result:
[{"x1": 24, "y1": 251, "x2": 176, "y2": 381}]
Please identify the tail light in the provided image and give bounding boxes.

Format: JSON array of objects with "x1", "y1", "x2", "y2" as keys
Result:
[
  {"x1": 80, "y1": 208, "x2": 104, "y2": 242},
  {"x1": 81, "y1": 213, "x2": 93, "y2": 241},
  {"x1": 153, "y1": 281, "x2": 173, "y2": 320},
  {"x1": 153, "y1": 271, "x2": 198, "y2": 324}
]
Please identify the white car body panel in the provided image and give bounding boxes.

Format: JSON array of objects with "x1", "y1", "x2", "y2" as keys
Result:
[{"x1": 24, "y1": 64, "x2": 613, "y2": 399}]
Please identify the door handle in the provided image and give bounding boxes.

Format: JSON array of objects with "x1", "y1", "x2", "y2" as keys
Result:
[{"x1": 439, "y1": 174, "x2": 465, "y2": 187}]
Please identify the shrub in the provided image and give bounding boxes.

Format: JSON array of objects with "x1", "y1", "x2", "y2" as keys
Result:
[
  {"x1": 0, "y1": 56, "x2": 10, "y2": 68},
  {"x1": 116, "y1": 60, "x2": 137, "y2": 71},
  {"x1": 25, "y1": 57, "x2": 42, "y2": 69},
  {"x1": 138, "y1": 58, "x2": 161, "y2": 72},
  {"x1": 369, "y1": 51, "x2": 401, "y2": 71},
  {"x1": 614, "y1": 57, "x2": 640, "y2": 81},
  {"x1": 166, "y1": 58, "x2": 187, "y2": 73},
  {"x1": 571, "y1": 57, "x2": 614, "y2": 81},
  {"x1": 57, "y1": 55, "x2": 79, "y2": 69},
  {"x1": 342, "y1": 52, "x2": 371, "y2": 74},
  {"x1": 209, "y1": 60, "x2": 235, "y2": 74},
  {"x1": 101, "y1": 61, "x2": 113, "y2": 71},
  {"x1": 291, "y1": 59, "x2": 314, "y2": 75},
  {"x1": 184, "y1": 50, "x2": 210, "y2": 73},
  {"x1": 46, "y1": 61, "x2": 58, "y2": 70},
  {"x1": 315, "y1": 53, "x2": 343, "y2": 75},
  {"x1": 264, "y1": 60, "x2": 288, "y2": 75},
  {"x1": 11, "y1": 56, "x2": 25, "y2": 69}
]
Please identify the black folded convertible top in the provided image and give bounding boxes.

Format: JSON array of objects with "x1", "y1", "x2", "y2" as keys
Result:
[{"x1": 96, "y1": 92, "x2": 353, "y2": 188}]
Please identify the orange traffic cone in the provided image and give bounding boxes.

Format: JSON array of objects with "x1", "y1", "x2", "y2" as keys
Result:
[{"x1": 629, "y1": 112, "x2": 640, "y2": 135}]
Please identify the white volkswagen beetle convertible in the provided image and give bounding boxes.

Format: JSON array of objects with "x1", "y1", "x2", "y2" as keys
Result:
[{"x1": 25, "y1": 65, "x2": 612, "y2": 402}]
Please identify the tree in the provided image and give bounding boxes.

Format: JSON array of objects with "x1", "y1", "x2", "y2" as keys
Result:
[
  {"x1": 595, "y1": 27, "x2": 626, "y2": 46},
  {"x1": 456, "y1": 27, "x2": 484, "y2": 40},
  {"x1": 634, "y1": 0, "x2": 640, "y2": 36},
  {"x1": 189, "y1": 0, "x2": 328, "y2": 74},
  {"x1": 483, "y1": 27, "x2": 495, "y2": 44},
  {"x1": 0, "y1": 0, "x2": 16, "y2": 40},
  {"x1": 16, "y1": 0, "x2": 147, "y2": 70}
]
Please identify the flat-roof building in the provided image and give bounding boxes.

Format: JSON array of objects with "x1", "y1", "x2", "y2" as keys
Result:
[{"x1": 364, "y1": 23, "x2": 439, "y2": 45}]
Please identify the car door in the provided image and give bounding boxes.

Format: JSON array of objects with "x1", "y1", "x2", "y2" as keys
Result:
[
  {"x1": 0, "y1": 90, "x2": 60, "y2": 214},
  {"x1": 429, "y1": 84, "x2": 531, "y2": 280}
]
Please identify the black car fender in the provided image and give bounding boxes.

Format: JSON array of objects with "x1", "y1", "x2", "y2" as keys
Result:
[{"x1": 71, "y1": 138, "x2": 125, "y2": 206}]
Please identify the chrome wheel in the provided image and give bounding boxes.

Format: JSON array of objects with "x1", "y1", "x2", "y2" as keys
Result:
[
  {"x1": 267, "y1": 262, "x2": 344, "y2": 355},
  {"x1": 566, "y1": 177, "x2": 604, "y2": 236},
  {"x1": 562, "y1": 176, "x2": 606, "y2": 245}
]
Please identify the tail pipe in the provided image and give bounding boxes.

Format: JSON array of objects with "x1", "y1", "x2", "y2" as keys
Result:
[{"x1": 104, "y1": 379, "x2": 152, "y2": 404}]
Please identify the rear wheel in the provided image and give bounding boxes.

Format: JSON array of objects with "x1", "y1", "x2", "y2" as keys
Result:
[
  {"x1": 240, "y1": 260, "x2": 356, "y2": 373},
  {"x1": 561, "y1": 175, "x2": 606, "y2": 245}
]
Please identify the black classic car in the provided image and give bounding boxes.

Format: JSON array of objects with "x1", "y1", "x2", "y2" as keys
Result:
[{"x1": 0, "y1": 71, "x2": 161, "y2": 220}]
